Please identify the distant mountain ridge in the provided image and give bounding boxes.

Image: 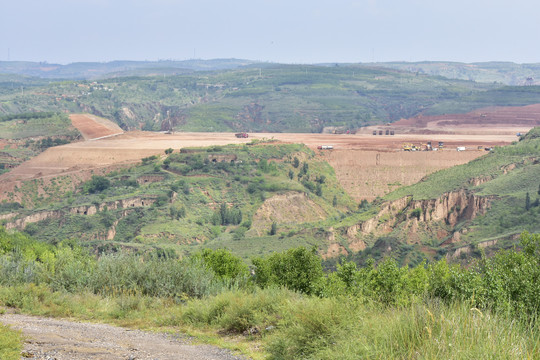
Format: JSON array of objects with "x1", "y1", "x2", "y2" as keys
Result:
[
  {"x1": 2, "y1": 59, "x2": 540, "y2": 84},
  {"x1": 0, "y1": 59, "x2": 259, "y2": 79},
  {"x1": 367, "y1": 61, "x2": 540, "y2": 86}
]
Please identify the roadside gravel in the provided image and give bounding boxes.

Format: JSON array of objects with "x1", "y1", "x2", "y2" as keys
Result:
[{"x1": 1, "y1": 313, "x2": 247, "y2": 360}]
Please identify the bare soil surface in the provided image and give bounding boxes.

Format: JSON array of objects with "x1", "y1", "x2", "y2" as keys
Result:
[
  {"x1": 1, "y1": 313, "x2": 246, "y2": 360},
  {"x1": 70, "y1": 114, "x2": 124, "y2": 140},
  {"x1": 361, "y1": 103, "x2": 540, "y2": 135},
  {"x1": 323, "y1": 149, "x2": 484, "y2": 201},
  {"x1": 0, "y1": 110, "x2": 535, "y2": 202}
]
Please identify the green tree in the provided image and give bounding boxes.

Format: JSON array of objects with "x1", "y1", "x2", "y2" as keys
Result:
[
  {"x1": 269, "y1": 221, "x2": 277, "y2": 235},
  {"x1": 194, "y1": 248, "x2": 249, "y2": 279},
  {"x1": 84, "y1": 175, "x2": 111, "y2": 194},
  {"x1": 252, "y1": 246, "x2": 324, "y2": 295},
  {"x1": 526, "y1": 192, "x2": 531, "y2": 211},
  {"x1": 315, "y1": 183, "x2": 323, "y2": 196},
  {"x1": 300, "y1": 162, "x2": 309, "y2": 175},
  {"x1": 292, "y1": 157, "x2": 300, "y2": 168}
]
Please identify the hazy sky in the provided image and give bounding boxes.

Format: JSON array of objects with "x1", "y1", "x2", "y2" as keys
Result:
[{"x1": 2, "y1": 0, "x2": 539, "y2": 64}]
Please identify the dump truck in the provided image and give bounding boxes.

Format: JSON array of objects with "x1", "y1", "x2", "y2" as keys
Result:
[{"x1": 235, "y1": 132, "x2": 249, "y2": 138}]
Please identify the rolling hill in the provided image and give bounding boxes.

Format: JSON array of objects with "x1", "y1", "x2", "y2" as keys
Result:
[{"x1": 2, "y1": 63, "x2": 540, "y2": 133}]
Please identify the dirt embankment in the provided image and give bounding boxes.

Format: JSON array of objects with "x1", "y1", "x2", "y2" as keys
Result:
[
  {"x1": 4, "y1": 196, "x2": 156, "y2": 235},
  {"x1": 358, "y1": 190, "x2": 491, "y2": 239},
  {"x1": 70, "y1": 113, "x2": 124, "y2": 140},
  {"x1": 0, "y1": 313, "x2": 245, "y2": 360},
  {"x1": 322, "y1": 189, "x2": 493, "y2": 259},
  {"x1": 323, "y1": 149, "x2": 484, "y2": 201},
  {"x1": 364, "y1": 103, "x2": 540, "y2": 135},
  {"x1": 249, "y1": 192, "x2": 327, "y2": 236}
]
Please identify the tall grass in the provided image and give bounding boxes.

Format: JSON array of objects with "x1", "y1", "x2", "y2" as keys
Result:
[
  {"x1": 0, "y1": 323, "x2": 22, "y2": 360},
  {"x1": 267, "y1": 298, "x2": 540, "y2": 359}
]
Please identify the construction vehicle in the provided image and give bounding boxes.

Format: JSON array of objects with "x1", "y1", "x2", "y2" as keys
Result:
[
  {"x1": 403, "y1": 143, "x2": 413, "y2": 151},
  {"x1": 235, "y1": 132, "x2": 249, "y2": 138},
  {"x1": 438, "y1": 141, "x2": 444, "y2": 149},
  {"x1": 372, "y1": 130, "x2": 377, "y2": 135},
  {"x1": 317, "y1": 145, "x2": 334, "y2": 150},
  {"x1": 427, "y1": 141, "x2": 432, "y2": 151}
]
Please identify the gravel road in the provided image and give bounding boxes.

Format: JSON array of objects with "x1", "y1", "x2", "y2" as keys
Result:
[{"x1": 1, "y1": 313, "x2": 247, "y2": 360}]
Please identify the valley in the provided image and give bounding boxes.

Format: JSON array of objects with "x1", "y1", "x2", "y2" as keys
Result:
[{"x1": 1, "y1": 61, "x2": 540, "y2": 360}]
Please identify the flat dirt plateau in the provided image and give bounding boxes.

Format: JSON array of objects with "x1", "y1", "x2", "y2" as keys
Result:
[
  {"x1": 1, "y1": 106, "x2": 538, "y2": 202},
  {"x1": 1, "y1": 313, "x2": 245, "y2": 360}
]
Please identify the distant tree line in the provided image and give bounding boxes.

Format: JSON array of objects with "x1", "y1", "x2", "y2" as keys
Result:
[{"x1": 0, "y1": 112, "x2": 57, "y2": 122}]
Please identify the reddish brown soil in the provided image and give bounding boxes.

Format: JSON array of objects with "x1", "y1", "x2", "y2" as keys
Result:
[
  {"x1": 70, "y1": 114, "x2": 123, "y2": 140},
  {"x1": 360, "y1": 104, "x2": 540, "y2": 135}
]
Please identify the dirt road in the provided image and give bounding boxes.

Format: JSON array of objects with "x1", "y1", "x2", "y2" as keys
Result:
[{"x1": 1, "y1": 313, "x2": 246, "y2": 360}]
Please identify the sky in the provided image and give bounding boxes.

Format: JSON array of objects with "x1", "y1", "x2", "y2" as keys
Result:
[{"x1": 1, "y1": 0, "x2": 539, "y2": 64}]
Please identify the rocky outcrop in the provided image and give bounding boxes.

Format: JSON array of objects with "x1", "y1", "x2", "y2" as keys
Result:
[
  {"x1": 408, "y1": 190, "x2": 492, "y2": 227},
  {"x1": 5, "y1": 196, "x2": 156, "y2": 230},
  {"x1": 5, "y1": 210, "x2": 63, "y2": 230},
  {"x1": 0, "y1": 213, "x2": 16, "y2": 221},
  {"x1": 449, "y1": 239, "x2": 499, "y2": 259},
  {"x1": 358, "y1": 190, "x2": 493, "y2": 237}
]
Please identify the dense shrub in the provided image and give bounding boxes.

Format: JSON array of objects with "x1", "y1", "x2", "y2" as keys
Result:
[
  {"x1": 83, "y1": 175, "x2": 111, "y2": 194},
  {"x1": 253, "y1": 247, "x2": 324, "y2": 295},
  {"x1": 193, "y1": 248, "x2": 249, "y2": 280}
]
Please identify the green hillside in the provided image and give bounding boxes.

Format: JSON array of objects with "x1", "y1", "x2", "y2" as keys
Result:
[
  {"x1": 343, "y1": 127, "x2": 540, "y2": 264},
  {"x1": 3, "y1": 130, "x2": 540, "y2": 264},
  {"x1": 371, "y1": 61, "x2": 540, "y2": 85},
  {"x1": 0, "y1": 112, "x2": 80, "y2": 174},
  {"x1": 2, "y1": 142, "x2": 356, "y2": 259},
  {"x1": 2, "y1": 64, "x2": 540, "y2": 133}
]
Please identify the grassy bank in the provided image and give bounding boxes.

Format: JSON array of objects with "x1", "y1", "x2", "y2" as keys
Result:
[
  {"x1": 0, "y1": 322, "x2": 22, "y2": 360},
  {"x1": 0, "y1": 285, "x2": 538, "y2": 359},
  {"x1": 1, "y1": 228, "x2": 540, "y2": 358}
]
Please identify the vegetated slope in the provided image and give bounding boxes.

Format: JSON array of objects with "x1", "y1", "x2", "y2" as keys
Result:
[
  {"x1": 0, "y1": 112, "x2": 80, "y2": 175},
  {"x1": 370, "y1": 61, "x2": 540, "y2": 85},
  {"x1": 3, "y1": 64, "x2": 540, "y2": 133},
  {"x1": 0, "y1": 59, "x2": 257, "y2": 79},
  {"x1": 1, "y1": 221, "x2": 540, "y2": 360},
  {"x1": 333, "y1": 127, "x2": 540, "y2": 266},
  {"x1": 0, "y1": 143, "x2": 356, "y2": 259}
]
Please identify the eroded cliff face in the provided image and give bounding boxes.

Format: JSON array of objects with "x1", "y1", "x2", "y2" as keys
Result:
[
  {"x1": 408, "y1": 190, "x2": 492, "y2": 227},
  {"x1": 360, "y1": 190, "x2": 492, "y2": 238},
  {"x1": 323, "y1": 190, "x2": 493, "y2": 259},
  {"x1": 4, "y1": 196, "x2": 156, "y2": 231}
]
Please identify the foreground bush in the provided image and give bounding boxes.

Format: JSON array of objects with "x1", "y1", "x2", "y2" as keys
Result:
[{"x1": 181, "y1": 287, "x2": 298, "y2": 334}]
